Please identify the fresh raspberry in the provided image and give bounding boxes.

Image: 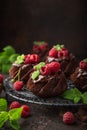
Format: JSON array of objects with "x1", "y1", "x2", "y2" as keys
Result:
[
  {"x1": 0, "y1": 74, "x2": 3, "y2": 83},
  {"x1": 33, "y1": 45, "x2": 40, "y2": 51},
  {"x1": 39, "y1": 43, "x2": 48, "y2": 51},
  {"x1": 62, "y1": 48, "x2": 68, "y2": 57},
  {"x1": 21, "y1": 105, "x2": 30, "y2": 118},
  {"x1": 49, "y1": 62, "x2": 60, "y2": 73},
  {"x1": 13, "y1": 81, "x2": 24, "y2": 91},
  {"x1": 29, "y1": 54, "x2": 39, "y2": 64},
  {"x1": 79, "y1": 60, "x2": 87, "y2": 71},
  {"x1": 24, "y1": 54, "x2": 31, "y2": 64},
  {"x1": 40, "y1": 65, "x2": 51, "y2": 75},
  {"x1": 49, "y1": 48, "x2": 58, "y2": 58},
  {"x1": 58, "y1": 49, "x2": 68, "y2": 58},
  {"x1": 10, "y1": 101, "x2": 21, "y2": 109},
  {"x1": 63, "y1": 112, "x2": 75, "y2": 125},
  {"x1": 61, "y1": 47, "x2": 67, "y2": 51},
  {"x1": 58, "y1": 51, "x2": 63, "y2": 58}
]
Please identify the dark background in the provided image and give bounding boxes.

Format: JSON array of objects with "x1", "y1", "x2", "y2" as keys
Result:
[{"x1": 0, "y1": 0, "x2": 87, "y2": 59}]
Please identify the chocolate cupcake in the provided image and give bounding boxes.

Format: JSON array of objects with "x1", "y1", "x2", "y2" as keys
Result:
[
  {"x1": 45, "y1": 44, "x2": 77, "y2": 77},
  {"x1": 70, "y1": 58, "x2": 87, "y2": 91},
  {"x1": 27, "y1": 61, "x2": 68, "y2": 97},
  {"x1": 32, "y1": 41, "x2": 49, "y2": 61},
  {"x1": 9, "y1": 54, "x2": 40, "y2": 83}
]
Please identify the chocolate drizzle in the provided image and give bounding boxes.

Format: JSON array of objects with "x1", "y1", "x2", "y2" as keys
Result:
[
  {"x1": 27, "y1": 70, "x2": 68, "y2": 98},
  {"x1": 77, "y1": 69, "x2": 87, "y2": 78},
  {"x1": 9, "y1": 63, "x2": 33, "y2": 83}
]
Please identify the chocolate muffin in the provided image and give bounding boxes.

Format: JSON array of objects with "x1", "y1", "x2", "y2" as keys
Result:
[
  {"x1": 9, "y1": 54, "x2": 39, "y2": 83},
  {"x1": 32, "y1": 41, "x2": 49, "y2": 61},
  {"x1": 70, "y1": 58, "x2": 87, "y2": 91},
  {"x1": 45, "y1": 44, "x2": 77, "y2": 77},
  {"x1": 27, "y1": 61, "x2": 68, "y2": 97}
]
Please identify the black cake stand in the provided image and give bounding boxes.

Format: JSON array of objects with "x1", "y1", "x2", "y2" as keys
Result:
[{"x1": 3, "y1": 77, "x2": 87, "y2": 107}]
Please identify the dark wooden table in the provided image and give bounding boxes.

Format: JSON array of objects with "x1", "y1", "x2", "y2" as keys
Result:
[{"x1": 0, "y1": 75, "x2": 87, "y2": 130}]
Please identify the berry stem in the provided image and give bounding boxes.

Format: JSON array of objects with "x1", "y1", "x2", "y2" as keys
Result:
[
  {"x1": 11, "y1": 68, "x2": 21, "y2": 82},
  {"x1": 18, "y1": 68, "x2": 21, "y2": 81}
]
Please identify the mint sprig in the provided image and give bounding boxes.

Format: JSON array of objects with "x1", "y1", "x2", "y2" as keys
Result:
[
  {"x1": 61, "y1": 88, "x2": 87, "y2": 104},
  {"x1": 0, "y1": 98, "x2": 8, "y2": 112},
  {"x1": 0, "y1": 45, "x2": 19, "y2": 73},
  {"x1": 31, "y1": 70, "x2": 40, "y2": 80},
  {"x1": 10, "y1": 120, "x2": 21, "y2": 130},
  {"x1": 0, "y1": 98, "x2": 22, "y2": 130},
  {"x1": 15, "y1": 54, "x2": 25, "y2": 64},
  {"x1": 82, "y1": 92, "x2": 87, "y2": 104},
  {"x1": 9, "y1": 54, "x2": 19, "y2": 63},
  {"x1": 9, "y1": 108, "x2": 22, "y2": 130},
  {"x1": 53, "y1": 44, "x2": 64, "y2": 51},
  {"x1": 0, "y1": 111, "x2": 8, "y2": 128},
  {"x1": 34, "y1": 62, "x2": 45, "y2": 70},
  {"x1": 32, "y1": 62, "x2": 45, "y2": 80},
  {"x1": 3, "y1": 46, "x2": 15, "y2": 56}
]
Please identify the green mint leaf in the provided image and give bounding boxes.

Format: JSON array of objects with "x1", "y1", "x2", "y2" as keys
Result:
[
  {"x1": 61, "y1": 89, "x2": 75, "y2": 100},
  {"x1": 34, "y1": 62, "x2": 45, "y2": 70},
  {"x1": 61, "y1": 88, "x2": 82, "y2": 103},
  {"x1": 84, "y1": 58, "x2": 87, "y2": 63},
  {"x1": 3, "y1": 45, "x2": 15, "y2": 56},
  {"x1": 73, "y1": 88, "x2": 81, "y2": 96},
  {"x1": 0, "y1": 52, "x2": 3, "y2": 56},
  {"x1": 31, "y1": 70, "x2": 40, "y2": 80},
  {"x1": 0, "y1": 45, "x2": 20, "y2": 73},
  {"x1": 72, "y1": 88, "x2": 82, "y2": 103},
  {"x1": 10, "y1": 120, "x2": 20, "y2": 130},
  {"x1": 0, "y1": 98, "x2": 8, "y2": 112},
  {"x1": 0, "y1": 52, "x2": 7, "y2": 57},
  {"x1": 82, "y1": 92, "x2": 87, "y2": 104},
  {"x1": 0, "y1": 111, "x2": 8, "y2": 128},
  {"x1": 0, "y1": 55, "x2": 10, "y2": 64},
  {"x1": 9, "y1": 108, "x2": 22, "y2": 130},
  {"x1": 2, "y1": 64, "x2": 11, "y2": 73},
  {"x1": 74, "y1": 97, "x2": 81, "y2": 103},
  {"x1": 33, "y1": 41, "x2": 45, "y2": 45},
  {"x1": 3, "y1": 46, "x2": 16, "y2": 56},
  {"x1": 15, "y1": 54, "x2": 25, "y2": 64},
  {"x1": 9, "y1": 54, "x2": 19, "y2": 63},
  {"x1": 9, "y1": 108, "x2": 22, "y2": 121}
]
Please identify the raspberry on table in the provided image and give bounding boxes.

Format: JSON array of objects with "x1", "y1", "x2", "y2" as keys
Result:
[
  {"x1": 10, "y1": 101, "x2": 21, "y2": 109},
  {"x1": 63, "y1": 111, "x2": 75, "y2": 125},
  {"x1": 21, "y1": 105, "x2": 30, "y2": 118}
]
